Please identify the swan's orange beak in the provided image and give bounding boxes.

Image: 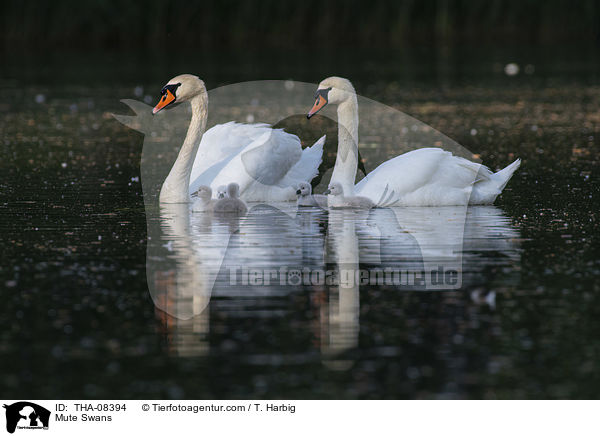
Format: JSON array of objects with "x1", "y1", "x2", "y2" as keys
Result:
[
  {"x1": 153, "y1": 89, "x2": 176, "y2": 114},
  {"x1": 307, "y1": 95, "x2": 328, "y2": 119}
]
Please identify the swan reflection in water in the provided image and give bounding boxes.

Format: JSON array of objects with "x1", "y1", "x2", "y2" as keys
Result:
[{"x1": 146, "y1": 203, "x2": 520, "y2": 360}]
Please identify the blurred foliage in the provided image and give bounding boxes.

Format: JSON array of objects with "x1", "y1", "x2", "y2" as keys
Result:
[{"x1": 0, "y1": 0, "x2": 599, "y2": 52}]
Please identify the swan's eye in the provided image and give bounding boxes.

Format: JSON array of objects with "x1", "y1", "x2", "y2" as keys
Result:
[{"x1": 314, "y1": 87, "x2": 331, "y2": 102}]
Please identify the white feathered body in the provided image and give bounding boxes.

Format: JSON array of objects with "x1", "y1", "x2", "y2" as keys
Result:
[
  {"x1": 355, "y1": 148, "x2": 521, "y2": 206},
  {"x1": 189, "y1": 122, "x2": 325, "y2": 202}
]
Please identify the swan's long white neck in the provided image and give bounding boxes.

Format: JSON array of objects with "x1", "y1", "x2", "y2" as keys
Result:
[
  {"x1": 331, "y1": 94, "x2": 359, "y2": 196},
  {"x1": 159, "y1": 91, "x2": 208, "y2": 203}
]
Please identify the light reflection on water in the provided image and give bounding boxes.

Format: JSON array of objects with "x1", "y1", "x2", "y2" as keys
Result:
[{"x1": 150, "y1": 203, "x2": 520, "y2": 361}]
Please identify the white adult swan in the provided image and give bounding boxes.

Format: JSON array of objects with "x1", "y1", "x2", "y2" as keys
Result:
[
  {"x1": 307, "y1": 76, "x2": 521, "y2": 206},
  {"x1": 153, "y1": 74, "x2": 324, "y2": 203}
]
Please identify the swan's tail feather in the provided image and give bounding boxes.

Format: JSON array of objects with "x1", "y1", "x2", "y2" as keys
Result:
[
  {"x1": 492, "y1": 158, "x2": 521, "y2": 192},
  {"x1": 471, "y1": 158, "x2": 521, "y2": 204}
]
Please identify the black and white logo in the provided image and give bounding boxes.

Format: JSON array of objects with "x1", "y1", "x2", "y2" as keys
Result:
[{"x1": 3, "y1": 402, "x2": 50, "y2": 434}]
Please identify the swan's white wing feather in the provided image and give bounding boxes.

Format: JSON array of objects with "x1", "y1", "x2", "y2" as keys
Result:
[
  {"x1": 239, "y1": 128, "x2": 303, "y2": 185},
  {"x1": 189, "y1": 153, "x2": 239, "y2": 193},
  {"x1": 355, "y1": 147, "x2": 520, "y2": 206},
  {"x1": 356, "y1": 148, "x2": 449, "y2": 204},
  {"x1": 188, "y1": 120, "x2": 319, "y2": 201},
  {"x1": 203, "y1": 128, "x2": 304, "y2": 201},
  {"x1": 356, "y1": 148, "x2": 488, "y2": 206},
  {"x1": 280, "y1": 135, "x2": 325, "y2": 187},
  {"x1": 190, "y1": 122, "x2": 273, "y2": 187}
]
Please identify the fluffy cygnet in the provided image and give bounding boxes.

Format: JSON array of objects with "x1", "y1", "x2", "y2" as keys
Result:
[
  {"x1": 191, "y1": 185, "x2": 217, "y2": 212},
  {"x1": 213, "y1": 183, "x2": 248, "y2": 214},
  {"x1": 324, "y1": 182, "x2": 375, "y2": 209},
  {"x1": 216, "y1": 185, "x2": 228, "y2": 199},
  {"x1": 296, "y1": 182, "x2": 328, "y2": 208}
]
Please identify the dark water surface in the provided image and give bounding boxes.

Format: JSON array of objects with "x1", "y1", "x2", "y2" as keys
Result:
[{"x1": 1, "y1": 48, "x2": 599, "y2": 399}]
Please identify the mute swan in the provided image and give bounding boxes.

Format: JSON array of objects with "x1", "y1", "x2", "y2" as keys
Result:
[
  {"x1": 307, "y1": 76, "x2": 521, "y2": 206},
  {"x1": 153, "y1": 74, "x2": 325, "y2": 203},
  {"x1": 324, "y1": 182, "x2": 375, "y2": 209},
  {"x1": 296, "y1": 182, "x2": 328, "y2": 208},
  {"x1": 213, "y1": 183, "x2": 248, "y2": 214},
  {"x1": 191, "y1": 186, "x2": 217, "y2": 213}
]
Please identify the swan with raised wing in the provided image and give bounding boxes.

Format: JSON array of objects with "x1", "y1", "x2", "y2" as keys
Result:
[
  {"x1": 153, "y1": 74, "x2": 325, "y2": 203},
  {"x1": 307, "y1": 76, "x2": 521, "y2": 206}
]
